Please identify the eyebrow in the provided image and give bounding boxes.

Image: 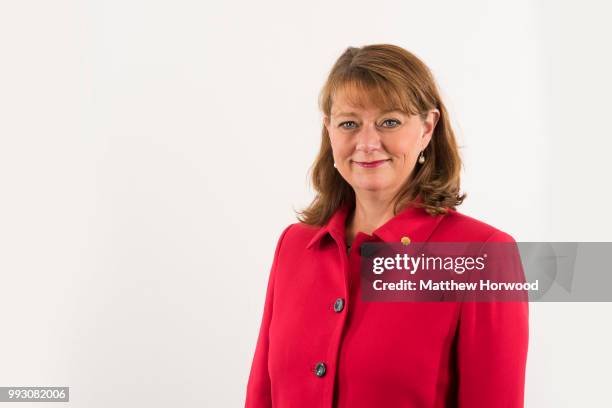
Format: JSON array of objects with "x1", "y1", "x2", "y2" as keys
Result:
[{"x1": 331, "y1": 109, "x2": 402, "y2": 117}]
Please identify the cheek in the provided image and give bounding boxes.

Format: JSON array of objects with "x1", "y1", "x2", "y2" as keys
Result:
[
  {"x1": 386, "y1": 135, "x2": 418, "y2": 158},
  {"x1": 329, "y1": 135, "x2": 352, "y2": 156}
]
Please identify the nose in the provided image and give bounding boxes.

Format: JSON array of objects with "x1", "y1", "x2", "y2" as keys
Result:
[{"x1": 355, "y1": 122, "x2": 382, "y2": 153}]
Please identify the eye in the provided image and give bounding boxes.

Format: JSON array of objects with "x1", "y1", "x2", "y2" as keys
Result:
[
  {"x1": 339, "y1": 121, "x2": 357, "y2": 129},
  {"x1": 381, "y1": 119, "x2": 401, "y2": 128}
]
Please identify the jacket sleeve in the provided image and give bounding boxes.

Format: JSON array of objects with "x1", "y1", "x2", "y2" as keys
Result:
[
  {"x1": 244, "y1": 224, "x2": 292, "y2": 408},
  {"x1": 456, "y1": 230, "x2": 529, "y2": 407}
]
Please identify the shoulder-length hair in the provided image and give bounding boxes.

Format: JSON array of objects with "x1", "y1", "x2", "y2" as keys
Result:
[{"x1": 296, "y1": 44, "x2": 466, "y2": 226}]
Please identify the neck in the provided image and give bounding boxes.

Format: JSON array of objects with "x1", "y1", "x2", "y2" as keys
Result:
[{"x1": 345, "y1": 193, "x2": 397, "y2": 246}]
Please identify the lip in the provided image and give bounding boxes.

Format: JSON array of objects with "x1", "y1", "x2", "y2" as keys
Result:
[{"x1": 352, "y1": 159, "x2": 391, "y2": 168}]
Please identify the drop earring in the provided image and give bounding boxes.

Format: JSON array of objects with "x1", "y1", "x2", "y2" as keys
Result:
[
  {"x1": 418, "y1": 151, "x2": 425, "y2": 164},
  {"x1": 333, "y1": 162, "x2": 337, "y2": 168}
]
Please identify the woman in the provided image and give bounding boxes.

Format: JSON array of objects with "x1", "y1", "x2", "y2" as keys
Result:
[{"x1": 245, "y1": 44, "x2": 529, "y2": 408}]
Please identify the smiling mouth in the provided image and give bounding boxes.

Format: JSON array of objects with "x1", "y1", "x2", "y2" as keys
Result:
[{"x1": 352, "y1": 159, "x2": 391, "y2": 168}]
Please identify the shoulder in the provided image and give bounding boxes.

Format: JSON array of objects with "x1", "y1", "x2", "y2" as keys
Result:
[
  {"x1": 435, "y1": 207, "x2": 516, "y2": 242},
  {"x1": 271, "y1": 222, "x2": 320, "y2": 252}
]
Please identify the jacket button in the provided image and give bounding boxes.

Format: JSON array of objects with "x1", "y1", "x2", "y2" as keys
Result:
[
  {"x1": 314, "y1": 362, "x2": 326, "y2": 377},
  {"x1": 333, "y1": 297, "x2": 345, "y2": 313}
]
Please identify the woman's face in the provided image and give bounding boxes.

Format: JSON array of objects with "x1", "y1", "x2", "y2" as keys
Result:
[{"x1": 324, "y1": 89, "x2": 440, "y2": 198}]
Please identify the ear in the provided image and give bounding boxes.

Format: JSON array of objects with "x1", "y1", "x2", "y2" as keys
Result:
[
  {"x1": 323, "y1": 115, "x2": 333, "y2": 138},
  {"x1": 421, "y1": 109, "x2": 440, "y2": 149}
]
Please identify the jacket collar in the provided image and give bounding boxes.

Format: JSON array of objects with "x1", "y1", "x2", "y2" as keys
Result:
[{"x1": 306, "y1": 195, "x2": 447, "y2": 250}]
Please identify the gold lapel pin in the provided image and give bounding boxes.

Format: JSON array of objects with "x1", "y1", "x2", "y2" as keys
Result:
[{"x1": 400, "y1": 236, "x2": 411, "y2": 245}]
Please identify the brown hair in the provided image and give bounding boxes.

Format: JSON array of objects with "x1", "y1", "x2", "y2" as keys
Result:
[{"x1": 296, "y1": 44, "x2": 466, "y2": 226}]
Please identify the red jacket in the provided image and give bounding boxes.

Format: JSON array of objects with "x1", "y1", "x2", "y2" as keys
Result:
[{"x1": 245, "y1": 200, "x2": 529, "y2": 407}]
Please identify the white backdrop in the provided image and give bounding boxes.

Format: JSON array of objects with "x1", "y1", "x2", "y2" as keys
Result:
[{"x1": 1, "y1": 0, "x2": 611, "y2": 407}]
